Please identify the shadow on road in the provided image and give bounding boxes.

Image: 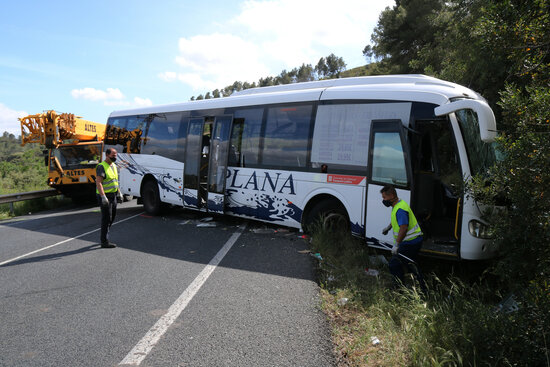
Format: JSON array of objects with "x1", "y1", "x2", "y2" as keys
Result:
[{"x1": 0, "y1": 202, "x2": 316, "y2": 281}]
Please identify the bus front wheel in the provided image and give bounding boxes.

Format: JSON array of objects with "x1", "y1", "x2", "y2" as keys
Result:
[
  {"x1": 304, "y1": 199, "x2": 349, "y2": 234},
  {"x1": 142, "y1": 180, "x2": 161, "y2": 215}
]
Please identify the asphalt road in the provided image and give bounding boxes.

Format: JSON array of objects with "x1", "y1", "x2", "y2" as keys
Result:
[{"x1": 0, "y1": 201, "x2": 335, "y2": 367}]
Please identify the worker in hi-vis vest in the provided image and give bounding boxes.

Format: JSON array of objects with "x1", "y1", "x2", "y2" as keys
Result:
[
  {"x1": 380, "y1": 184, "x2": 426, "y2": 292},
  {"x1": 96, "y1": 148, "x2": 123, "y2": 248}
]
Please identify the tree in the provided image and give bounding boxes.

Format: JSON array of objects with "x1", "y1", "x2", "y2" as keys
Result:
[
  {"x1": 468, "y1": 0, "x2": 550, "y2": 284},
  {"x1": 296, "y1": 63, "x2": 314, "y2": 82},
  {"x1": 325, "y1": 53, "x2": 346, "y2": 77},
  {"x1": 315, "y1": 57, "x2": 329, "y2": 79}
]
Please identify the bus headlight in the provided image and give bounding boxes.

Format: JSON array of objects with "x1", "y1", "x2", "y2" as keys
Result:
[{"x1": 468, "y1": 220, "x2": 494, "y2": 239}]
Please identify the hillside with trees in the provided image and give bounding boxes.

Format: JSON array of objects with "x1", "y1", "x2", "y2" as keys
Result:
[
  {"x1": 189, "y1": 53, "x2": 346, "y2": 100},
  {"x1": 0, "y1": 132, "x2": 48, "y2": 195}
]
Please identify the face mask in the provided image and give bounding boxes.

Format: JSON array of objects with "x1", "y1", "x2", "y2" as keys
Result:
[
  {"x1": 110, "y1": 156, "x2": 117, "y2": 162},
  {"x1": 382, "y1": 199, "x2": 392, "y2": 207}
]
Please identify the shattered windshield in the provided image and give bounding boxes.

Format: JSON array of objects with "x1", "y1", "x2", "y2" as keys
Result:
[
  {"x1": 456, "y1": 109, "x2": 499, "y2": 176},
  {"x1": 51, "y1": 144, "x2": 102, "y2": 170}
]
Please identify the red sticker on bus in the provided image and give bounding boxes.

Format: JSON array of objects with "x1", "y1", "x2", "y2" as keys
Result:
[{"x1": 327, "y1": 174, "x2": 365, "y2": 185}]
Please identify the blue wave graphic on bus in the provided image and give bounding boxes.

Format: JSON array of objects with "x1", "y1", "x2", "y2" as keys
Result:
[
  {"x1": 158, "y1": 173, "x2": 183, "y2": 200},
  {"x1": 351, "y1": 222, "x2": 364, "y2": 236},
  {"x1": 226, "y1": 189, "x2": 302, "y2": 223},
  {"x1": 183, "y1": 189, "x2": 198, "y2": 207},
  {"x1": 116, "y1": 155, "x2": 143, "y2": 177}
]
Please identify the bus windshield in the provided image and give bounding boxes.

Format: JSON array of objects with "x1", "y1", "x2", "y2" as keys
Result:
[
  {"x1": 456, "y1": 109, "x2": 499, "y2": 176},
  {"x1": 51, "y1": 144, "x2": 102, "y2": 170}
]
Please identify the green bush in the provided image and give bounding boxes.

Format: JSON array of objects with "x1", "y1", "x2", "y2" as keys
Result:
[{"x1": 311, "y1": 228, "x2": 550, "y2": 366}]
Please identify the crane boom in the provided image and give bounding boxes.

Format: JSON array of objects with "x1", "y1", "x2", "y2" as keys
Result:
[{"x1": 19, "y1": 110, "x2": 106, "y2": 148}]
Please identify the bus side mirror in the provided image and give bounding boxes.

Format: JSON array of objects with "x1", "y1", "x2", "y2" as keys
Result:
[{"x1": 434, "y1": 99, "x2": 497, "y2": 142}]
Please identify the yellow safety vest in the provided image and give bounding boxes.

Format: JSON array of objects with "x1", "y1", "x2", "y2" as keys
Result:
[
  {"x1": 391, "y1": 200, "x2": 422, "y2": 243},
  {"x1": 96, "y1": 161, "x2": 118, "y2": 194}
]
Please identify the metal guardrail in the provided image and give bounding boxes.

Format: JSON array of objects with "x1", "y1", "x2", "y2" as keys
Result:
[{"x1": 0, "y1": 189, "x2": 60, "y2": 214}]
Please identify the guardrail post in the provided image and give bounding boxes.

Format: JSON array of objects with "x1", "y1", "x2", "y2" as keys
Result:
[{"x1": 9, "y1": 202, "x2": 14, "y2": 215}]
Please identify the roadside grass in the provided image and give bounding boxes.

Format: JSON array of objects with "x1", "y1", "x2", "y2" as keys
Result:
[
  {"x1": 309, "y1": 224, "x2": 550, "y2": 367},
  {"x1": 0, "y1": 195, "x2": 73, "y2": 220}
]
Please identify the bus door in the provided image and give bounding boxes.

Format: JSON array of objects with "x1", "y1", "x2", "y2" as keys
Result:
[
  {"x1": 365, "y1": 119, "x2": 412, "y2": 246},
  {"x1": 206, "y1": 115, "x2": 233, "y2": 214},
  {"x1": 183, "y1": 116, "x2": 233, "y2": 213},
  {"x1": 183, "y1": 117, "x2": 206, "y2": 209}
]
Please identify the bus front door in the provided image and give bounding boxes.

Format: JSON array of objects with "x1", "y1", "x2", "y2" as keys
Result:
[{"x1": 365, "y1": 119, "x2": 412, "y2": 246}]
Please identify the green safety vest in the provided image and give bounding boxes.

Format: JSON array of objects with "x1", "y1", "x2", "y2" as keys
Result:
[
  {"x1": 96, "y1": 161, "x2": 118, "y2": 194},
  {"x1": 391, "y1": 200, "x2": 422, "y2": 243}
]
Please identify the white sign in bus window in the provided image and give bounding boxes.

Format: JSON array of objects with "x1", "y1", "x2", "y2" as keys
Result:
[{"x1": 311, "y1": 103, "x2": 412, "y2": 167}]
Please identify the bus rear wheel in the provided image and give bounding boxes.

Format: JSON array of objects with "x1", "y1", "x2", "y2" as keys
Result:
[
  {"x1": 142, "y1": 180, "x2": 161, "y2": 215},
  {"x1": 304, "y1": 199, "x2": 349, "y2": 234}
]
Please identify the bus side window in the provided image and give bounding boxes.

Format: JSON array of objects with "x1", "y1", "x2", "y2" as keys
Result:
[
  {"x1": 230, "y1": 108, "x2": 263, "y2": 167},
  {"x1": 263, "y1": 104, "x2": 312, "y2": 168},
  {"x1": 371, "y1": 131, "x2": 408, "y2": 186},
  {"x1": 141, "y1": 113, "x2": 183, "y2": 161},
  {"x1": 229, "y1": 119, "x2": 244, "y2": 166}
]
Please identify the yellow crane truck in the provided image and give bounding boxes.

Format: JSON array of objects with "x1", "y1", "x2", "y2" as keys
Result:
[{"x1": 19, "y1": 110, "x2": 106, "y2": 200}]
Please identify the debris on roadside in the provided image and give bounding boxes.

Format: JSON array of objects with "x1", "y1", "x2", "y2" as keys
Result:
[
  {"x1": 369, "y1": 255, "x2": 389, "y2": 266},
  {"x1": 250, "y1": 227, "x2": 275, "y2": 234},
  {"x1": 337, "y1": 297, "x2": 349, "y2": 306},
  {"x1": 365, "y1": 268, "x2": 380, "y2": 277},
  {"x1": 370, "y1": 336, "x2": 381, "y2": 346},
  {"x1": 311, "y1": 252, "x2": 323, "y2": 261},
  {"x1": 196, "y1": 223, "x2": 217, "y2": 228},
  {"x1": 496, "y1": 293, "x2": 519, "y2": 313},
  {"x1": 297, "y1": 249, "x2": 311, "y2": 254}
]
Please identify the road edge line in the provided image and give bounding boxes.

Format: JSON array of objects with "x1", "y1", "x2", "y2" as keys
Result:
[{"x1": 0, "y1": 212, "x2": 143, "y2": 267}]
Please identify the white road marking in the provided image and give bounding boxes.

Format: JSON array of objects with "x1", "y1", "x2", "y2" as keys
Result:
[
  {"x1": 119, "y1": 224, "x2": 247, "y2": 366},
  {"x1": 0, "y1": 212, "x2": 143, "y2": 266}
]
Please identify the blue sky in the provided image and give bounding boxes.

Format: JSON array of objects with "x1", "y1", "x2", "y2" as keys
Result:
[{"x1": 0, "y1": 0, "x2": 394, "y2": 136}]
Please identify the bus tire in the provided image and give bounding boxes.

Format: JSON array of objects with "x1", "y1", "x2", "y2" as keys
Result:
[
  {"x1": 142, "y1": 180, "x2": 162, "y2": 215},
  {"x1": 304, "y1": 199, "x2": 349, "y2": 234}
]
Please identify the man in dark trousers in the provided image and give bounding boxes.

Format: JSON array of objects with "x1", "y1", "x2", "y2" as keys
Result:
[
  {"x1": 380, "y1": 184, "x2": 426, "y2": 292},
  {"x1": 96, "y1": 148, "x2": 123, "y2": 248}
]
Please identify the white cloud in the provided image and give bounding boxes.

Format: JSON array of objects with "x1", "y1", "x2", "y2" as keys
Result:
[
  {"x1": 158, "y1": 71, "x2": 178, "y2": 82},
  {"x1": 160, "y1": 0, "x2": 394, "y2": 92},
  {"x1": 71, "y1": 87, "x2": 152, "y2": 108},
  {"x1": 0, "y1": 103, "x2": 28, "y2": 137},
  {"x1": 132, "y1": 97, "x2": 153, "y2": 107},
  {"x1": 172, "y1": 33, "x2": 270, "y2": 90},
  {"x1": 71, "y1": 87, "x2": 125, "y2": 101},
  {"x1": 234, "y1": 0, "x2": 394, "y2": 66}
]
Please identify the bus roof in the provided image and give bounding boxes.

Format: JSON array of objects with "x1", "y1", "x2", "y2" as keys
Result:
[{"x1": 108, "y1": 75, "x2": 484, "y2": 118}]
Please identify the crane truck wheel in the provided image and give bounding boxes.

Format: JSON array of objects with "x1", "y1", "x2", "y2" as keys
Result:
[{"x1": 142, "y1": 180, "x2": 162, "y2": 215}]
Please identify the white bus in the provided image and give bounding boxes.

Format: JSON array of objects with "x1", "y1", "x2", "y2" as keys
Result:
[{"x1": 106, "y1": 75, "x2": 498, "y2": 260}]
